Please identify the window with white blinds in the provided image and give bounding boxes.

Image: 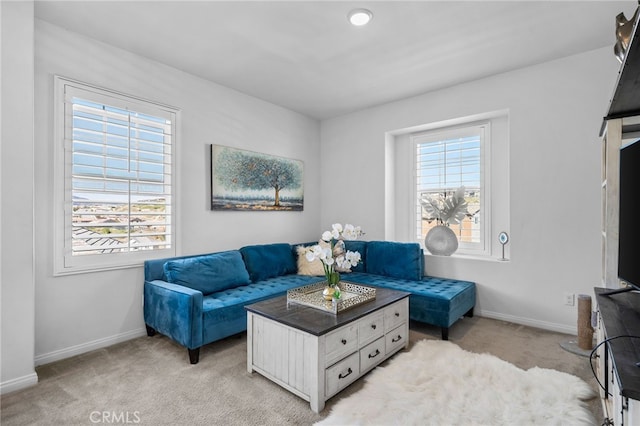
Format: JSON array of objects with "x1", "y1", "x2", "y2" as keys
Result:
[
  {"x1": 413, "y1": 123, "x2": 489, "y2": 255},
  {"x1": 54, "y1": 77, "x2": 177, "y2": 274}
]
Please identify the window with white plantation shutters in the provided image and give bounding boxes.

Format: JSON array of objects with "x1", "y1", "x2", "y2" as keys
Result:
[
  {"x1": 413, "y1": 123, "x2": 489, "y2": 255},
  {"x1": 54, "y1": 77, "x2": 177, "y2": 274}
]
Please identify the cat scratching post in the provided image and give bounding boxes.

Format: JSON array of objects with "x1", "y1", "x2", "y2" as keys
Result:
[
  {"x1": 559, "y1": 294, "x2": 594, "y2": 357},
  {"x1": 577, "y1": 294, "x2": 594, "y2": 350}
]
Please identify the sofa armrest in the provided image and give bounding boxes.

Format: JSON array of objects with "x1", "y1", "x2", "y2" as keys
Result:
[{"x1": 144, "y1": 280, "x2": 204, "y2": 349}]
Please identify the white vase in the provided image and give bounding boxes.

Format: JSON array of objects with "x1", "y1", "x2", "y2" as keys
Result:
[{"x1": 424, "y1": 225, "x2": 458, "y2": 256}]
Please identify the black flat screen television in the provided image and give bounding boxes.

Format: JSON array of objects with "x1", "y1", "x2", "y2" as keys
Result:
[
  {"x1": 603, "y1": 138, "x2": 640, "y2": 296},
  {"x1": 617, "y1": 138, "x2": 640, "y2": 291}
]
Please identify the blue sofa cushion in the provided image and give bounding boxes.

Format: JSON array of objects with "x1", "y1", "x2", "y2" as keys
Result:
[
  {"x1": 365, "y1": 241, "x2": 423, "y2": 281},
  {"x1": 240, "y1": 243, "x2": 297, "y2": 282},
  {"x1": 163, "y1": 251, "x2": 250, "y2": 295},
  {"x1": 345, "y1": 272, "x2": 476, "y2": 327},
  {"x1": 200, "y1": 274, "x2": 321, "y2": 345}
]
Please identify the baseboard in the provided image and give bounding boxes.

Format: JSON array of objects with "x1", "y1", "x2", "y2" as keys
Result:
[
  {"x1": 31, "y1": 315, "x2": 575, "y2": 366},
  {"x1": 34, "y1": 328, "x2": 147, "y2": 366},
  {"x1": 0, "y1": 372, "x2": 38, "y2": 395},
  {"x1": 478, "y1": 309, "x2": 577, "y2": 336}
]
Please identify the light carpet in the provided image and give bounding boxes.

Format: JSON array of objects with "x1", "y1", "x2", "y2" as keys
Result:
[{"x1": 317, "y1": 339, "x2": 595, "y2": 426}]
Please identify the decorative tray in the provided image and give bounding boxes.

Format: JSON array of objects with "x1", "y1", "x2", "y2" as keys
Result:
[{"x1": 287, "y1": 281, "x2": 376, "y2": 314}]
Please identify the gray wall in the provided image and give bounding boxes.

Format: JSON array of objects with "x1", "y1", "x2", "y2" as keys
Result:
[
  {"x1": 32, "y1": 20, "x2": 321, "y2": 365},
  {"x1": 1, "y1": 1, "x2": 38, "y2": 394},
  {"x1": 320, "y1": 47, "x2": 619, "y2": 333}
]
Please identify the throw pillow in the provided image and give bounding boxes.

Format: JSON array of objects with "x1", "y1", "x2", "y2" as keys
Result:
[
  {"x1": 366, "y1": 241, "x2": 423, "y2": 281},
  {"x1": 296, "y1": 240, "x2": 356, "y2": 275},
  {"x1": 332, "y1": 240, "x2": 352, "y2": 273},
  {"x1": 296, "y1": 245, "x2": 325, "y2": 276},
  {"x1": 239, "y1": 243, "x2": 297, "y2": 282},
  {"x1": 163, "y1": 251, "x2": 251, "y2": 295}
]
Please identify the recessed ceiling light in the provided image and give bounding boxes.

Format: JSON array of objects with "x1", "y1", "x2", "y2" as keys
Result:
[{"x1": 348, "y1": 8, "x2": 373, "y2": 27}]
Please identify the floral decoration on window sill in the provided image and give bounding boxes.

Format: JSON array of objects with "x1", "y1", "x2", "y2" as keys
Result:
[
  {"x1": 420, "y1": 186, "x2": 469, "y2": 226},
  {"x1": 420, "y1": 186, "x2": 468, "y2": 256}
]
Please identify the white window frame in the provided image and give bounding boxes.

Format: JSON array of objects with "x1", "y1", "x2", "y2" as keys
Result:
[
  {"x1": 53, "y1": 76, "x2": 178, "y2": 275},
  {"x1": 411, "y1": 121, "x2": 492, "y2": 257}
]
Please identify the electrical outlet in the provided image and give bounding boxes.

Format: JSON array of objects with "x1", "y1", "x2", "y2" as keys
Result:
[{"x1": 564, "y1": 293, "x2": 575, "y2": 306}]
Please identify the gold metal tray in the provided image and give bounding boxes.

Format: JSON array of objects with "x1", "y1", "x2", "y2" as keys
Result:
[{"x1": 287, "y1": 281, "x2": 376, "y2": 314}]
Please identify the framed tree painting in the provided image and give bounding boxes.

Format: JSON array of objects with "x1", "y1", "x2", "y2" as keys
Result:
[{"x1": 211, "y1": 145, "x2": 304, "y2": 211}]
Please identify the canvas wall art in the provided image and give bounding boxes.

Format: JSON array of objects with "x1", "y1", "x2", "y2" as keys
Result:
[{"x1": 211, "y1": 145, "x2": 304, "y2": 211}]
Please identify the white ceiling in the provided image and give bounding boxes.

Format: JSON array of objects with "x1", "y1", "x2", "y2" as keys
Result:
[{"x1": 34, "y1": 1, "x2": 637, "y2": 120}]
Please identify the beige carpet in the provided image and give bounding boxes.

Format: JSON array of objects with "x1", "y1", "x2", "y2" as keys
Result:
[{"x1": 1, "y1": 317, "x2": 602, "y2": 425}]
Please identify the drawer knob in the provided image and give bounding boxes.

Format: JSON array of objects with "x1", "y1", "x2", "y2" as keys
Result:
[
  {"x1": 371, "y1": 324, "x2": 377, "y2": 330},
  {"x1": 341, "y1": 339, "x2": 347, "y2": 345},
  {"x1": 368, "y1": 349, "x2": 380, "y2": 359},
  {"x1": 395, "y1": 312, "x2": 400, "y2": 317},
  {"x1": 392, "y1": 335, "x2": 402, "y2": 343},
  {"x1": 339, "y1": 368, "x2": 353, "y2": 379}
]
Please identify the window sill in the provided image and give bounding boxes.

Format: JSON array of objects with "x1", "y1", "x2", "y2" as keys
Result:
[
  {"x1": 53, "y1": 261, "x2": 143, "y2": 277},
  {"x1": 425, "y1": 252, "x2": 509, "y2": 263}
]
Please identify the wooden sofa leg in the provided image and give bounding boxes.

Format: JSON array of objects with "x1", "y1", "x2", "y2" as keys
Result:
[
  {"x1": 441, "y1": 327, "x2": 449, "y2": 341},
  {"x1": 188, "y1": 348, "x2": 200, "y2": 364},
  {"x1": 464, "y1": 307, "x2": 475, "y2": 318},
  {"x1": 146, "y1": 325, "x2": 156, "y2": 337}
]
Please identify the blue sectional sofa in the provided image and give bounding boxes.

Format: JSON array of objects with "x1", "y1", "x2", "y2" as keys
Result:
[{"x1": 144, "y1": 241, "x2": 476, "y2": 364}]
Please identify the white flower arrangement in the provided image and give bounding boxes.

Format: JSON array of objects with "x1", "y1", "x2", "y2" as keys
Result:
[
  {"x1": 420, "y1": 186, "x2": 469, "y2": 226},
  {"x1": 305, "y1": 223, "x2": 364, "y2": 291}
]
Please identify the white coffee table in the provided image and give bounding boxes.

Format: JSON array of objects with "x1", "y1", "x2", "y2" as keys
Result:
[{"x1": 245, "y1": 287, "x2": 410, "y2": 413}]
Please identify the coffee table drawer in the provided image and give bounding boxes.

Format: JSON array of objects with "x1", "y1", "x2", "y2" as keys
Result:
[
  {"x1": 384, "y1": 299, "x2": 408, "y2": 332},
  {"x1": 325, "y1": 352, "x2": 359, "y2": 398},
  {"x1": 385, "y1": 324, "x2": 407, "y2": 355},
  {"x1": 360, "y1": 336, "x2": 385, "y2": 372},
  {"x1": 325, "y1": 323, "x2": 358, "y2": 366},
  {"x1": 358, "y1": 312, "x2": 384, "y2": 346}
]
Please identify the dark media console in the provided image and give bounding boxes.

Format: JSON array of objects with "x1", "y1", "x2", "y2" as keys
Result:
[
  {"x1": 595, "y1": 287, "x2": 640, "y2": 423},
  {"x1": 600, "y1": 284, "x2": 640, "y2": 296}
]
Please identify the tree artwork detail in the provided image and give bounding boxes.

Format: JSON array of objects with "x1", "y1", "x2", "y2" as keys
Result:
[{"x1": 211, "y1": 145, "x2": 304, "y2": 211}]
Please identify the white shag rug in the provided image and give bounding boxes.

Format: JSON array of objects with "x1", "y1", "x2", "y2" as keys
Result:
[{"x1": 316, "y1": 339, "x2": 595, "y2": 426}]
